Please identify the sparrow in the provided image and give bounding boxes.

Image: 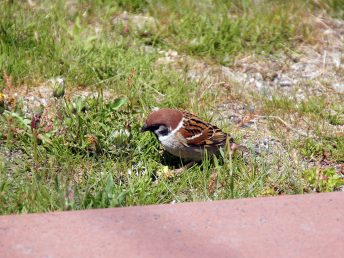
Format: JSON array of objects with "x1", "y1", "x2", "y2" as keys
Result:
[{"x1": 142, "y1": 108, "x2": 240, "y2": 163}]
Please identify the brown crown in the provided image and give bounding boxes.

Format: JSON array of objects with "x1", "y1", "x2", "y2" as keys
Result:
[{"x1": 144, "y1": 108, "x2": 183, "y2": 130}]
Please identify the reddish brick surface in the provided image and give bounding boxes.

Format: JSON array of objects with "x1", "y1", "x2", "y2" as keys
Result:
[{"x1": 1, "y1": 192, "x2": 343, "y2": 258}]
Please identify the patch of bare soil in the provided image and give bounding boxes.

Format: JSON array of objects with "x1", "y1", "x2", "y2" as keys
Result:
[{"x1": 2, "y1": 77, "x2": 116, "y2": 116}]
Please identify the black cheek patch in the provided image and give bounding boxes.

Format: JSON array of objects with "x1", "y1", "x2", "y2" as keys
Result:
[
  {"x1": 159, "y1": 127, "x2": 169, "y2": 136},
  {"x1": 154, "y1": 126, "x2": 169, "y2": 137}
]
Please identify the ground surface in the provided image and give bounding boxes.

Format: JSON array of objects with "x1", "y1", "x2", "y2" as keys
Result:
[{"x1": 0, "y1": 0, "x2": 343, "y2": 214}]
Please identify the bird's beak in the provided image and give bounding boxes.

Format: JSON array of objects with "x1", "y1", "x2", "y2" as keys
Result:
[{"x1": 141, "y1": 124, "x2": 148, "y2": 132}]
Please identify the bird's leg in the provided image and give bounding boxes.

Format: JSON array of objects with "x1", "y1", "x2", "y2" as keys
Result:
[{"x1": 172, "y1": 161, "x2": 195, "y2": 175}]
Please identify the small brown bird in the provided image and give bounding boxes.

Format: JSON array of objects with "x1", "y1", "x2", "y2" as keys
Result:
[{"x1": 142, "y1": 108, "x2": 240, "y2": 169}]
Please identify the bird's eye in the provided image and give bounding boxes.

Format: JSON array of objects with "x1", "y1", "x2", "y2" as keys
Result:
[{"x1": 154, "y1": 125, "x2": 169, "y2": 136}]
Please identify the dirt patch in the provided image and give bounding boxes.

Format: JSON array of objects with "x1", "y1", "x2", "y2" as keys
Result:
[{"x1": 2, "y1": 77, "x2": 116, "y2": 117}]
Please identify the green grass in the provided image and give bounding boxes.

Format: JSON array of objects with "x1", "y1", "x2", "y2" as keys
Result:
[
  {"x1": 156, "y1": 0, "x2": 313, "y2": 64},
  {"x1": 0, "y1": 95, "x2": 308, "y2": 214},
  {"x1": 0, "y1": 0, "x2": 325, "y2": 84},
  {"x1": 0, "y1": 0, "x2": 344, "y2": 215}
]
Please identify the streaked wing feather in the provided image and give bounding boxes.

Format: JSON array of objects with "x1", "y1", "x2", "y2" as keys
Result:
[
  {"x1": 175, "y1": 131, "x2": 189, "y2": 147},
  {"x1": 180, "y1": 111, "x2": 228, "y2": 148}
]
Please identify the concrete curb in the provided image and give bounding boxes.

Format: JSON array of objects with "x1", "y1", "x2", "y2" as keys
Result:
[{"x1": 1, "y1": 192, "x2": 343, "y2": 258}]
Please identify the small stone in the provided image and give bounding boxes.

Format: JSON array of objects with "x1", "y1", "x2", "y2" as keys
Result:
[
  {"x1": 255, "y1": 80, "x2": 264, "y2": 90},
  {"x1": 254, "y1": 73, "x2": 263, "y2": 80},
  {"x1": 279, "y1": 77, "x2": 293, "y2": 87},
  {"x1": 220, "y1": 66, "x2": 246, "y2": 83},
  {"x1": 189, "y1": 38, "x2": 200, "y2": 46},
  {"x1": 331, "y1": 83, "x2": 344, "y2": 93},
  {"x1": 143, "y1": 46, "x2": 156, "y2": 53},
  {"x1": 302, "y1": 64, "x2": 321, "y2": 79},
  {"x1": 112, "y1": 13, "x2": 157, "y2": 31},
  {"x1": 329, "y1": 51, "x2": 342, "y2": 68},
  {"x1": 229, "y1": 115, "x2": 241, "y2": 124}
]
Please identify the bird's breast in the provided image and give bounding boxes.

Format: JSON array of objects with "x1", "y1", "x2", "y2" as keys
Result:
[{"x1": 158, "y1": 133, "x2": 204, "y2": 161}]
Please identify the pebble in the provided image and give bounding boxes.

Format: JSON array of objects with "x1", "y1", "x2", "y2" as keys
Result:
[
  {"x1": 331, "y1": 83, "x2": 344, "y2": 93},
  {"x1": 279, "y1": 77, "x2": 293, "y2": 87},
  {"x1": 112, "y1": 12, "x2": 157, "y2": 31}
]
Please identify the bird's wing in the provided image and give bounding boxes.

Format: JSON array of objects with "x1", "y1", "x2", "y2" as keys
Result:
[{"x1": 178, "y1": 111, "x2": 228, "y2": 148}]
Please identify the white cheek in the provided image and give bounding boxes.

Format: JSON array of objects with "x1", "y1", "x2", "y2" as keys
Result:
[
  {"x1": 155, "y1": 118, "x2": 188, "y2": 157},
  {"x1": 157, "y1": 133, "x2": 169, "y2": 142}
]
